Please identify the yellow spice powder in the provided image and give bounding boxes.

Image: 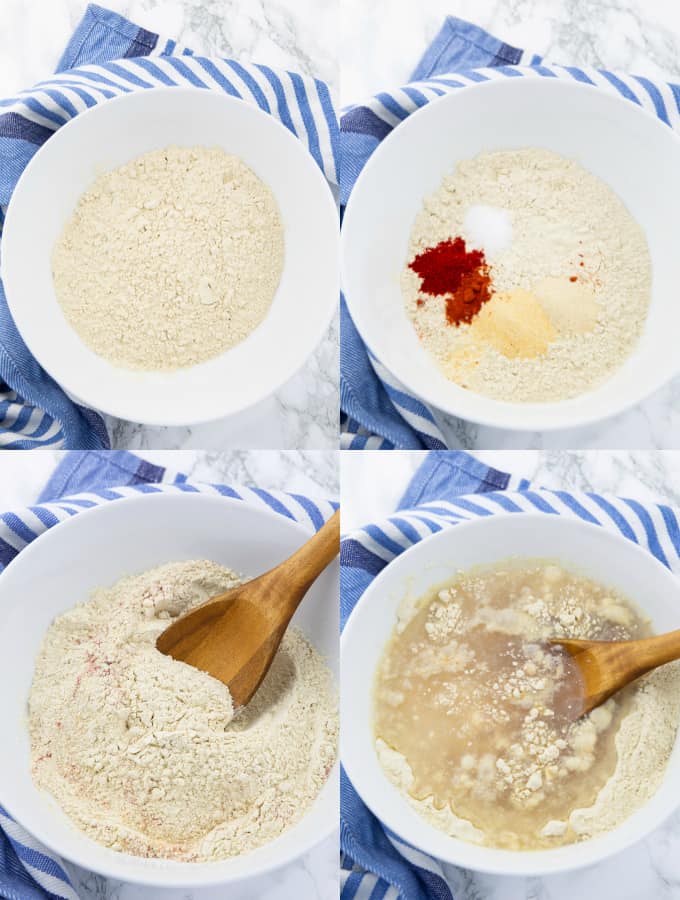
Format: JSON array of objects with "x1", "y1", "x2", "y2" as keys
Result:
[{"x1": 470, "y1": 288, "x2": 557, "y2": 359}]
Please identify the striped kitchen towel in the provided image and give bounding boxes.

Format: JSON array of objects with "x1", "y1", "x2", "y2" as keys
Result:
[
  {"x1": 340, "y1": 450, "x2": 680, "y2": 900},
  {"x1": 0, "y1": 449, "x2": 337, "y2": 900},
  {"x1": 339, "y1": 16, "x2": 680, "y2": 449},
  {"x1": 0, "y1": 3, "x2": 339, "y2": 450}
]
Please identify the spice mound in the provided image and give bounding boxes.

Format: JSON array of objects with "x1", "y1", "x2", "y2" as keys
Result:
[
  {"x1": 401, "y1": 148, "x2": 651, "y2": 402},
  {"x1": 373, "y1": 560, "x2": 680, "y2": 850},
  {"x1": 409, "y1": 237, "x2": 492, "y2": 325},
  {"x1": 52, "y1": 146, "x2": 284, "y2": 371},
  {"x1": 29, "y1": 560, "x2": 338, "y2": 861}
]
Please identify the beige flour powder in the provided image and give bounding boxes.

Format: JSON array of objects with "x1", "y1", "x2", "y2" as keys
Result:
[
  {"x1": 29, "y1": 561, "x2": 338, "y2": 861},
  {"x1": 402, "y1": 148, "x2": 651, "y2": 402},
  {"x1": 52, "y1": 146, "x2": 284, "y2": 371}
]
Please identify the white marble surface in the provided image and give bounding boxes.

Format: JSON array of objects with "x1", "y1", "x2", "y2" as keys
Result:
[
  {"x1": 0, "y1": 449, "x2": 339, "y2": 900},
  {"x1": 0, "y1": 0, "x2": 338, "y2": 450},
  {"x1": 340, "y1": 0, "x2": 680, "y2": 449},
  {"x1": 341, "y1": 449, "x2": 680, "y2": 900},
  {"x1": 340, "y1": 0, "x2": 680, "y2": 104}
]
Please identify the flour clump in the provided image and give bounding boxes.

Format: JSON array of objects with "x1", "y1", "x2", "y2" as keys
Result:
[{"x1": 29, "y1": 560, "x2": 338, "y2": 861}]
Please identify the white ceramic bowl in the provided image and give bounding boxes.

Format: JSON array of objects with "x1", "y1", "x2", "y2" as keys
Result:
[
  {"x1": 341, "y1": 78, "x2": 680, "y2": 431},
  {"x1": 341, "y1": 514, "x2": 680, "y2": 876},
  {"x1": 2, "y1": 88, "x2": 338, "y2": 426},
  {"x1": 0, "y1": 493, "x2": 338, "y2": 888}
]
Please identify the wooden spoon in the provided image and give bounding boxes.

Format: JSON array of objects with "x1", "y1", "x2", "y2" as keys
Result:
[
  {"x1": 551, "y1": 628, "x2": 680, "y2": 720},
  {"x1": 156, "y1": 509, "x2": 340, "y2": 710}
]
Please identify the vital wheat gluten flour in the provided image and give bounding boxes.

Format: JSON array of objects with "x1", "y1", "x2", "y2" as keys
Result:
[
  {"x1": 52, "y1": 146, "x2": 284, "y2": 371},
  {"x1": 29, "y1": 561, "x2": 338, "y2": 861},
  {"x1": 401, "y1": 148, "x2": 651, "y2": 402}
]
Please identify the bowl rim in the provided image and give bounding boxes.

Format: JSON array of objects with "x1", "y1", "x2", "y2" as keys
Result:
[
  {"x1": 0, "y1": 491, "x2": 339, "y2": 887},
  {"x1": 340, "y1": 513, "x2": 680, "y2": 876},
  {"x1": 1, "y1": 86, "x2": 339, "y2": 427},
  {"x1": 340, "y1": 76, "x2": 680, "y2": 432}
]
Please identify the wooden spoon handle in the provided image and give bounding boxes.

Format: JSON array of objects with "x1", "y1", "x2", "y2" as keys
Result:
[
  {"x1": 257, "y1": 509, "x2": 340, "y2": 620},
  {"x1": 622, "y1": 627, "x2": 680, "y2": 675},
  {"x1": 555, "y1": 627, "x2": 680, "y2": 715},
  {"x1": 276, "y1": 508, "x2": 340, "y2": 593}
]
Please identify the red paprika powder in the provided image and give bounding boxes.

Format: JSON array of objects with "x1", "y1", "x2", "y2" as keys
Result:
[{"x1": 409, "y1": 236, "x2": 493, "y2": 326}]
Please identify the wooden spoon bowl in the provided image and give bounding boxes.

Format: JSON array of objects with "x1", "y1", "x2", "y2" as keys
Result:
[{"x1": 156, "y1": 509, "x2": 340, "y2": 709}]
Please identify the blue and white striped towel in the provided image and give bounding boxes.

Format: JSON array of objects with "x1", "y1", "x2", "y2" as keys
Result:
[
  {"x1": 339, "y1": 16, "x2": 680, "y2": 450},
  {"x1": 0, "y1": 449, "x2": 337, "y2": 900},
  {"x1": 340, "y1": 450, "x2": 680, "y2": 900},
  {"x1": 0, "y1": 3, "x2": 339, "y2": 450}
]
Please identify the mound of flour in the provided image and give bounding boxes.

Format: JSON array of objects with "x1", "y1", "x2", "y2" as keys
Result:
[
  {"x1": 29, "y1": 561, "x2": 337, "y2": 861},
  {"x1": 52, "y1": 146, "x2": 284, "y2": 371}
]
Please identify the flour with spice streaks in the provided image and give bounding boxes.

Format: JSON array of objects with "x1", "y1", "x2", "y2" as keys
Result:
[{"x1": 29, "y1": 560, "x2": 338, "y2": 861}]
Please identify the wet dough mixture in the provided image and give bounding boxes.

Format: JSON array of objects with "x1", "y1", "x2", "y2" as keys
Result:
[
  {"x1": 29, "y1": 561, "x2": 338, "y2": 861},
  {"x1": 374, "y1": 560, "x2": 680, "y2": 850}
]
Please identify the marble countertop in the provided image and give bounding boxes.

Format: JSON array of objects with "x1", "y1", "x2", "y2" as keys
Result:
[
  {"x1": 0, "y1": 449, "x2": 338, "y2": 900},
  {"x1": 342, "y1": 448, "x2": 680, "y2": 900},
  {"x1": 339, "y1": 0, "x2": 680, "y2": 104},
  {"x1": 340, "y1": 0, "x2": 680, "y2": 450},
  {"x1": 0, "y1": 0, "x2": 338, "y2": 451}
]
